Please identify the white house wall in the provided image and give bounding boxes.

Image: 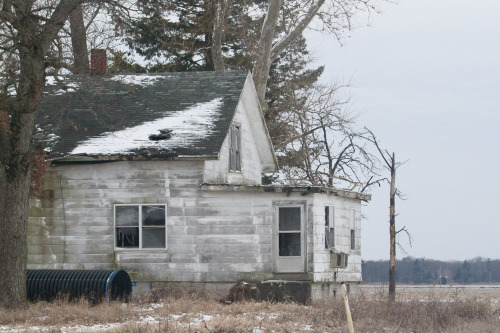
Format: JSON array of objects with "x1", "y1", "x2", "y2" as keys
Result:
[
  {"x1": 311, "y1": 194, "x2": 362, "y2": 283},
  {"x1": 29, "y1": 161, "x2": 363, "y2": 284},
  {"x1": 203, "y1": 78, "x2": 268, "y2": 185}
]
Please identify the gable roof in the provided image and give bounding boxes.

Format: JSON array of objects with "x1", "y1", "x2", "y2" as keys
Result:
[{"x1": 35, "y1": 71, "x2": 252, "y2": 161}]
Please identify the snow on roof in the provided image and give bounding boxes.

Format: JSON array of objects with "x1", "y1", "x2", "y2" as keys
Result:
[
  {"x1": 45, "y1": 76, "x2": 57, "y2": 85},
  {"x1": 70, "y1": 98, "x2": 223, "y2": 155},
  {"x1": 108, "y1": 75, "x2": 168, "y2": 87},
  {"x1": 51, "y1": 82, "x2": 80, "y2": 95}
]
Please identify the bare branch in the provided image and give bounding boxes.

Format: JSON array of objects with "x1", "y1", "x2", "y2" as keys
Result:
[{"x1": 270, "y1": 0, "x2": 325, "y2": 61}]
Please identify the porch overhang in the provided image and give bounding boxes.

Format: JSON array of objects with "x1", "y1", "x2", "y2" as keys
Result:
[{"x1": 200, "y1": 184, "x2": 371, "y2": 202}]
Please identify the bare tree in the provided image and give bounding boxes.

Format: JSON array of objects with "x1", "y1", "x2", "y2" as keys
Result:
[
  {"x1": 276, "y1": 82, "x2": 381, "y2": 191},
  {"x1": 253, "y1": 0, "x2": 383, "y2": 108},
  {"x1": 0, "y1": 0, "x2": 130, "y2": 309},
  {"x1": 43, "y1": 2, "x2": 133, "y2": 76},
  {"x1": 365, "y1": 128, "x2": 408, "y2": 301},
  {"x1": 69, "y1": 4, "x2": 90, "y2": 74},
  {"x1": 212, "y1": 0, "x2": 232, "y2": 71}
]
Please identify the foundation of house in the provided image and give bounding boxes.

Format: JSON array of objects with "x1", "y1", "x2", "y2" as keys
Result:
[{"x1": 132, "y1": 280, "x2": 356, "y2": 303}]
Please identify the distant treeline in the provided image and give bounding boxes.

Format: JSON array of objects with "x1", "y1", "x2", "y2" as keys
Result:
[{"x1": 362, "y1": 257, "x2": 500, "y2": 284}]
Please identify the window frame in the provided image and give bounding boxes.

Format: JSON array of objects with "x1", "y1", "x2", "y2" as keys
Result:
[
  {"x1": 349, "y1": 209, "x2": 356, "y2": 251},
  {"x1": 278, "y1": 205, "x2": 303, "y2": 258},
  {"x1": 228, "y1": 123, "x2": 241, "y2": 172},
  {"x1": 324, "y1": 206, "x2": 335, "y2": 250},
  {"x1": 350, "y1": 229, "x2": 355, "y2": 251},
  {"x1": 114, "y1": 204, "x2": 167, "y2": 250}
]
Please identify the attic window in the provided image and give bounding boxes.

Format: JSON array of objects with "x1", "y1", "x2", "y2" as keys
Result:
[
  {"x1": 229, "y1": 124, "x2": 241, "y2": 172},
  {"x1": 115, "y1": 204, "x2": 166, "y2": 249}
]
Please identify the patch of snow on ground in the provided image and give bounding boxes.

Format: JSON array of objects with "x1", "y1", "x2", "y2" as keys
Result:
[
  {"x1": 109, "y1": 74, "x2": 168, "y2": 87},
  {"x1": 140, "y1": 315, "x2": 158, "y2": 323},
  {"x1": 256, "y1": 313, "x2": 279, "y2": 321},
  {"x1": 144, "y1": 303, "x2": 164, "y2": 311},
  {"x1": 201, "y1": 314, "x2": 214, "y2": 321},
  {"x1": 170, "y1": 314, "x2": 187, "y2": 320},
  {"x1": 70, "y1": 98, "x2": 223, "y2": 155},
  {"x1": 61, "y1": 322, "x2": 123, "y2": 332},
  {"x1": 188, "y1": 313, "x2": 216, "y2": 325}
]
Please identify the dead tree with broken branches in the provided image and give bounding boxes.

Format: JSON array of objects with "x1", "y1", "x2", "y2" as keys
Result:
[{"x1": 365, "y1": 128, "x2": 410, "y2": 301}]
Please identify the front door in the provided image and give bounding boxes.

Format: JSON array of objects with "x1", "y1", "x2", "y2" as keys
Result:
[{"x1": 276, "y1": 206, "x2": 305, "y2": 272}]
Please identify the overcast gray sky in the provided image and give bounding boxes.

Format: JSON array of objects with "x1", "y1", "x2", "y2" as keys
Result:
[{"x1": 308, "y1": 0, "x2": 500, "y2": 261}]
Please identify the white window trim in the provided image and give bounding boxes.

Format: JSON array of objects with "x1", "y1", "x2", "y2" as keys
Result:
[{"x1": 114, "y1": 204, "x2": 167, "y2": 251}]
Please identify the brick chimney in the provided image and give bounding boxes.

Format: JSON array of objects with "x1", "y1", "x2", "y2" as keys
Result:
[{"x1": 90, "y1": 49, "x2": 107, "y2": 75}]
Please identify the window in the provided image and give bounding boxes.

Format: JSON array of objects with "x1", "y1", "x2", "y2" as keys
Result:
[
  {"x1": 350, "y1": 229, "x2": 355, "y2": 250},
  {"x1": 278, "y1": 207, "x2": 301, "y2": 256},
  {"x1": 325, "y1": 206, "x2": 335, "y2": 249},
  {"x1": 349, "y1": 209, "x2": 355, "y2": 250},
  {"x1": 115, "y1": 205, "x2": 166, "y2": 249},
  {"x1": 229, "y1": 124, "x2": 241, "y2": 172}
]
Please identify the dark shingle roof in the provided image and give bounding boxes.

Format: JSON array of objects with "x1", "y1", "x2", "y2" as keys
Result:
[{"x1": 35, "y1": 71, "x2": 249, "y2": 160}]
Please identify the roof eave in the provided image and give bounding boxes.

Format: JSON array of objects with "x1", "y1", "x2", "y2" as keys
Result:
[
  {"x1": 201, "y1": 184, "x2": 372, "y2": 202},
  {"x1": 51, "y1": 154, "x2": 219, "y2": 163}
]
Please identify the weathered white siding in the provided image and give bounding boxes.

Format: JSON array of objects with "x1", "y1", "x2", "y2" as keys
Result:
[
  {"x1": 29, "y1": 163, "x2": 363, "y2": 284},
  {"x1": 29, "y1": 160, "x2": 198, "y2": 273},
  {"x1": 203, "y1": 75, "x2": 275, "y2": 185},
  {"x1": 311, "y1": 194, "x2": 362, "y2": 283},
  {"x1": 203, "y1": 101, "x2": 263, "y2": 185},
  {"x1": 30, "y1": 161, "x2": 274, "y2": 282}
]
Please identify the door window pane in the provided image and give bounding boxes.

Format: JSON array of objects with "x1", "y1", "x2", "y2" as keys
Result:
[
  {"x1": 279, "y1": 233, "x2": 301, "y2": 256},
  {"x1": 279, "y1": 207, "x2": 301, "y2": 231}
]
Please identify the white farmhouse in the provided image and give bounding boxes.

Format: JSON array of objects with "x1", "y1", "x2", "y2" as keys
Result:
[{"x1": 29, "y1": 69, "x2": 370, "y2": 299}]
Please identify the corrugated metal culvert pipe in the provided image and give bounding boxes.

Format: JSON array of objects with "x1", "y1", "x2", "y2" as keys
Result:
[{"x1": 26, "y1": 270, "x2": 132, "y2": 303}]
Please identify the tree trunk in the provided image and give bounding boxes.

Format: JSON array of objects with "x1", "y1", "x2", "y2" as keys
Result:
[
  {"x1": 212, "y1": 0, "x2": 229, "y2": 71},
  {"x1": 0, "y1": 167, "x2": 31, "y2": 308},
  {"x1": 0, "y1": 40, "x2": 45, "y2": 309},
  {"x1": 252, "y1": 0, "x2": 282, "y2": 108},
  {"x1": 252, "y1": 0, "x2": 327, "y2": 109},
  {"x1": 69, "y1": 5, "x2": 90, "y2": 74},
  {"x1": 388, "y1": 153, "x2": 396, "y2": 301},
  {"x1": 0, "y1": 0, "x2": 104, "y2": 309}
]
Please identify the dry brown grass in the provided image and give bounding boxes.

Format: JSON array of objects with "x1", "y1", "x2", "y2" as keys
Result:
[
  {"x1": 1, "y1": 286, "x2": 500, "y2": 332},
  {"x1": 0, "y1": 297, "x2": 139, "y2": 332}
]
